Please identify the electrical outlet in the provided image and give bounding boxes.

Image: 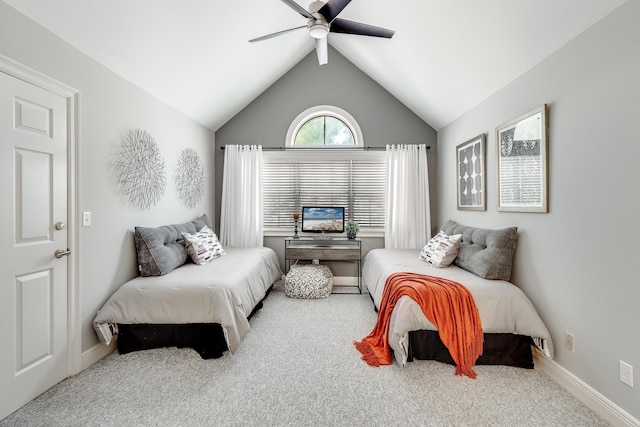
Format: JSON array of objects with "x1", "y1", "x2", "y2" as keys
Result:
[
  {"x1": 564, "y1": 332, "x2": 575, "y2": 352},
  {"x1": 620, "y1": 360, "x2": 633, "y2": 388}
]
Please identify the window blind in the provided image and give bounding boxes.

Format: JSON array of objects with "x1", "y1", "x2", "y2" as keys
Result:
[{"x1": 263, "y1": 150, "x2": 386, "y2": 230}]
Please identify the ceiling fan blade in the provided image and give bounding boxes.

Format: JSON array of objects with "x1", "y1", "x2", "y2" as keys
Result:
[
  {"x1": 315, "y1": 37, "x2": 328, "y2": 65},
  {"x1": 330, "y1": 18, "x2": 395, "y2": 38},
  {"x1": 249, "y1": 25, "x2": 306, "y2": 43},
  {"x1": 280, "y1": 0, "x2": 314, "y2": 19},
  {"x1": 318, "y1": 0, "x2": 352, "y2": 23}
]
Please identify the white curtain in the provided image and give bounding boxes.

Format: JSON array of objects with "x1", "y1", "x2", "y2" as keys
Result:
[
  {"x1": 220, "y1": 145, "x2": 263, "y2": 247},
  {"x1": 385, "y1": 144, "x2": 431, "y2": 249}
]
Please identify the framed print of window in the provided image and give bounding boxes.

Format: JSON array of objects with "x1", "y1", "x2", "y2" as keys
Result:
[
  {"x1": 496, "y1": 104, "x2": 548, "y2": 213},
  {"x1": 456, "y1": 134, "x2": 486, "y2": 211}
]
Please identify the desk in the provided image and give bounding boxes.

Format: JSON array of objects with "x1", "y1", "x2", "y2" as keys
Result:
[{"x1": 284, "y1": 237, "x2": 361, "y2": 293}]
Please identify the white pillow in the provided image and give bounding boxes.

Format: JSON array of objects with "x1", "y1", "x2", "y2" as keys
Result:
[
  {"x1": 419, "y1": 231, "x2": 462, "y2": 267},
  {"x1": 182, "y1": 226, "x2": 225, "y2": 265}
]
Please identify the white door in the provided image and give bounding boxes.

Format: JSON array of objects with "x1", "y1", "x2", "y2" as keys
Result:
[{"x1": 0, "y1": 70, "x2": 69, "y2": 419}]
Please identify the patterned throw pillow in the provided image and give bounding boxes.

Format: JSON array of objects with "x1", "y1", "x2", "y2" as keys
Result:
[
  {"x1": 182, "y1": 226, "x2": 225, "y2": 265},
  {"x1": 419, "y1": 231, "x2": 463, "y2": 267}
]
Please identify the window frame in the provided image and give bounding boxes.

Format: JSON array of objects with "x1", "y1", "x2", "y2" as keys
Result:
[
  {"x1": 262, "y1": 149, "x2": 386, "y2": 237},
  {"x1": 285, "y1": 105, "x2": 363, "y2": 148}
]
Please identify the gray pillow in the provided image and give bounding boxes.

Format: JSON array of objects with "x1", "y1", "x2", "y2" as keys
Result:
[
  {"x1": 134, "y1": 214, "x2": 210, "y2": 276},
  {"x1": 441, "y1": 220, "x2": 517, "y2": 281}
]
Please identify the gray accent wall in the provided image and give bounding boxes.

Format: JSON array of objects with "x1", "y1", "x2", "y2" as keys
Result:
[
  {"x1": 437, "y1": 1, "x2": 639, "y2": 420},
  {"x1": 0, "y1": 3, "x2": 215, "y2": 352},
  {"x1": 214, "y1": 46, "x2": 438, "y2": 240}
]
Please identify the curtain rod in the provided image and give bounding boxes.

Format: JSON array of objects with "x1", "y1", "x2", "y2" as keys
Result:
[{"x1": 220, "y1": 145, "x2": 430, "y2": 151}]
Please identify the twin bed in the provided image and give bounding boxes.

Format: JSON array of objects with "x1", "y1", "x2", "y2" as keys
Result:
[
  {"x1": 362, "y1": 220, "x2": 553, "y2": 369},
  {"x1": 93, "y1": 215, "x2": 282, "y2": 358}
]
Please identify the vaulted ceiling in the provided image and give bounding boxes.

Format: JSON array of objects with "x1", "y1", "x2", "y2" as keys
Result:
[{"x1": 3, "y1": 0, "x2": 626, "y2": 131}]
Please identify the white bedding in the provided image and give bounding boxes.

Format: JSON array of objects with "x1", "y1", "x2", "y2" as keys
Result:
[
  {"x1": 93, "y1": 246, "x2": 283, "y2": 353},
  {"x1": 363, "y1": 248, "x2": 553, "y2": 366}
]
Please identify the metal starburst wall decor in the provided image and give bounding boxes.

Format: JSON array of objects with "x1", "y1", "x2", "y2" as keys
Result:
[
  {"x1": 176, "y1": 148, "x2": 205, "y2": 208},
  {"x1": 114, "y1": 129, "x2": 166, "y2": 210}
]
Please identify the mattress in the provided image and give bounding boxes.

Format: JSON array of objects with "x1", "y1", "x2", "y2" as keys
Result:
[
  {"x1": 363, "y1": 248, "x2": 553, "y2": 366},
  {"x1": 93, "y1": 246, "x2": 283, "y2": 353}
]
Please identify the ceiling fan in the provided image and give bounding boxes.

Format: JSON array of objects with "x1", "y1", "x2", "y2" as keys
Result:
[{"x1": 249, "y1": 0, "x2": 394, "y2": 65}]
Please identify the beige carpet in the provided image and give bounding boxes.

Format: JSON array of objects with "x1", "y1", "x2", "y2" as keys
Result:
[{"x1": 0, "y1": 285, "x2": 609, "y2": 426}]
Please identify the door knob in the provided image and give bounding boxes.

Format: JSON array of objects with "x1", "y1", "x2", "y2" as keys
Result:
[
  {"x1": 54, "y1": 249, "x2": 71, "y2": 258},
  {"x1": 55, "y1": 222, "x2": 66, "y2": 230}
]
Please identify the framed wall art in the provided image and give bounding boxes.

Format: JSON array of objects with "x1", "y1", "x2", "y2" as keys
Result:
[
  {"x1": 456, "y1": 134, "x2": 486, "y2": 211},
  {"x1": 496, "y1": 104, "x2": 548, "y2": 212}
]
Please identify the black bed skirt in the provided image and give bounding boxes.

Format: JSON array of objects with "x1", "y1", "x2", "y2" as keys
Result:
[
  {"x1": 117, "y1": 296, "x2": 269, "y2": 359},
  {"x1": 117, "y1": 323, "x2": 228, "y2": 359},
  {"x1": 407, "y1": 330, "x2": 534, "y2": 369}
]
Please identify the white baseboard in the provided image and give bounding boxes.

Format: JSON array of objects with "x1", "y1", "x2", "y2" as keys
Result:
[
  {"x1": 533, "y1": 350, "x2": 639, "y2": 427},
  {"x1": 80, "y1": 341, "x2": 116, "y2": 371}
]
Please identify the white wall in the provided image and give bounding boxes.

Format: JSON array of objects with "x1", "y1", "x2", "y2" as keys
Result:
[
  {"x1": 437, "y1": 1, "x2": 639, "y2": 420},
  {"x1": 0, "y1": 3, "x2": 215, "y2": 352}
]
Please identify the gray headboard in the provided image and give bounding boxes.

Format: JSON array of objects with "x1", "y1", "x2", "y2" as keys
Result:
[
  {"x1": 134, "y1": 214, "x2": 210, "y2": 276},
  {"x1": 441, "y1": 220, "x2": 518, "y2": 281}
]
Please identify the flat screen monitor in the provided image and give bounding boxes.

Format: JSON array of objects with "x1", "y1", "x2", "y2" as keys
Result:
[{"x1": 301, "y1": 207, "x2": 345, "y2": 233}]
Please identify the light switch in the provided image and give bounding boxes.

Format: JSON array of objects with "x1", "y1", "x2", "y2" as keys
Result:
[{"x1": 83, "y1": 211, "x2": 92, "y2": 227}]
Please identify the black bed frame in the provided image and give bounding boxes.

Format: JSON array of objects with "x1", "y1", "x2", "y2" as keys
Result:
[{"x1": 116, "y1": 288, "x2": 271, "y2": 359}]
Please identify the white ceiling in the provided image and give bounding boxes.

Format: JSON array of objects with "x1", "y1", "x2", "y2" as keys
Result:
[{"x1": 3, "y1": 0, "x2": 626, "y2": 131}]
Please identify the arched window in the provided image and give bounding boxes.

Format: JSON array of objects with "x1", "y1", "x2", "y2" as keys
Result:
[
  {"x1": 264, "y1": 106, "x2": 383, "y2": 233},
  {"x1": 286, "y1": 105, "x2": 363, "y2": 147}
]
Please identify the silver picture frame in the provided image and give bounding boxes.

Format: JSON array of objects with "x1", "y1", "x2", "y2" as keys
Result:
[
  {"x1": 496, "y1": 104, "x2": 548, "y2": 212},
  {"x1": 456, "y1": 134, "x2": 486, "y2": 211}
]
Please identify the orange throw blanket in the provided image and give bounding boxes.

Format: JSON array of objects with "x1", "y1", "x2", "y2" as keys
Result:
[{"x1": 355, "y1": 272, "x2": 483, "y2": 378}]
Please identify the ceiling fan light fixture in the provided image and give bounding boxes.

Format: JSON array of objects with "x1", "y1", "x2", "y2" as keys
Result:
[
  {"x1": 252, "y1": 0, "x2": 395, "y2": 66},
  {"x1": 308, "y1": 20, "x2": 329, "y2": 39}
]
